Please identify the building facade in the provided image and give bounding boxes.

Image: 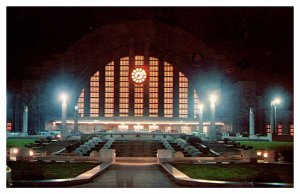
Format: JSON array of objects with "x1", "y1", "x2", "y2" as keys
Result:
[{"x1": 7, "y1": 20, "x2": 293, "y2": 137}]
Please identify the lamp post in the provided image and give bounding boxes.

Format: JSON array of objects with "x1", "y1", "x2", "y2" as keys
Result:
[
  {"x1": 74, "y1": 105, "x2": 79, "y2": 134},
  {"x1": 22, "y1": 105, "x2": 28, "y2": 135},
  {"x1": 198, "y1": 103, "x2": 204, "y2": 137},
  {"x1": 271, "y1": 98, "x2": 281, "y2": 135},
  {"x1": 60, "y1": 93, "x2": 68, "y2": 140},
  {"x1": 209, "y1": 94, "x2": 218, "y2": 141}
]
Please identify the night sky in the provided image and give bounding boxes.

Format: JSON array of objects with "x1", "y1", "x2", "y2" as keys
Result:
[{"x1": 7, "y1": 7, "x2": 293, "y2": 95}]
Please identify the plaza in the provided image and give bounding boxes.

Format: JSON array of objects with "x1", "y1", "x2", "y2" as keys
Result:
[{"x1": 6, "y1": 7, "x2": 294, "y2": 188}]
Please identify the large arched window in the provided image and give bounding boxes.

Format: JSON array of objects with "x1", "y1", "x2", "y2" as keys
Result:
[{"x1": 76, "y1": 56, "x2": 198, "y2": 118}]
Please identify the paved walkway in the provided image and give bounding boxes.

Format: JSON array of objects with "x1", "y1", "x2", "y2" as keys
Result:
[{"x1": 71, "y1": 163, "x2": 180, "y2": 188}]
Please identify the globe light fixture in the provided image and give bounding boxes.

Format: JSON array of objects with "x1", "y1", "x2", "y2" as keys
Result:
[{"x1": 59, "y1": 93, "x2": 68, "y2": 103}]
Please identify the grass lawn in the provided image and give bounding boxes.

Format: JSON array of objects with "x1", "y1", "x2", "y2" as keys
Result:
[
  {"x1": 172, "y1": 163, "x2": 293, "y2": 183},
  {"x1": 237, "y1": 141, "x2": 293, "y2": 151},
  {"x1": 7, "y1": 161, "x2": 100, "y2": 180},
  {"x1": 7, "y1": 139, "x2": 36, "y2": 148}
]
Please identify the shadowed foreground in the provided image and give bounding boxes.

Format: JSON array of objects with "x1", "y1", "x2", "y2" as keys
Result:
[{"x1": 71, "y1": 164, "x2": 179, "y2": 188}]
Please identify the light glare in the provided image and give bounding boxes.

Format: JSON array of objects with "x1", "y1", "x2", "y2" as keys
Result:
[
  {"x1": 198, "y1": 103, "x2": 204, "y2": 111},
  {"x1": 210, "y1": 94, "x2": 218, "y2": 104},
  {"x1": 59, "y1": 93, "x2": 68, "y2": 103},
  {"x1": 272, "y1": 98, "x2": 281, "y2": 105}
]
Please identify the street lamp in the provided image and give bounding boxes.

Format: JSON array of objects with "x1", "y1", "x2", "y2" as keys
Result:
[
  {"x1": 209, "y1": 93, "x2": 218, "y2": 141},
  {"x1": 59, "y1": 93, "x2": 68, "y2": 140},
  {"x1": 271, "y1": 97, "x2": 281, "y2": 134},
  {"x1": 198, "y1": 103, "x2": 204, "y2": 137},
  {"x1": 74, "y1": 105, "x2": 79, "y2": 134}
]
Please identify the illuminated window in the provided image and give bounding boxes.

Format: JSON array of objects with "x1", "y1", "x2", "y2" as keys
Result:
[
  {"x1": 179, "y1": 72, "x2": 188, "y2": 118},
  {"x1": 164, "y1": 62, "x2": 173, "y2": 117},
  {"x1": 6, "y1": 122, "x2": 12, "y2": 131},
  {"x1": 77, "y1": 89, "x2": 85, "y2": 117},
  {"x1": 277, "y1": 124, "x2": 283, "y2": 135},
  {"x1": 290, "y1": 124, "x2": 294, "y2": 136},
  {"x1": 149, "y1": 57, "x2": 159, "y2": 117},
  {"x1": 77, "y1": 56, "x2": 193, "y2": 120},
  {"x1": 90, "y1": 72, "x2": 99, "y2": 117},
  {"x1": 194, "y1": 89, "x2": 200, "y2": 118},
  {"x1": 134, "y1": 56, "x2": 144, "y2": 116},
  {"x1": 266, "y1": 124, "x2": 271, "y2": 133},
  {"x1": 105, "y1": 62, "x2": 114, "y2": 117},
  {"x1": 119, "y1": 57, "x2": 129, "y2": 117}
]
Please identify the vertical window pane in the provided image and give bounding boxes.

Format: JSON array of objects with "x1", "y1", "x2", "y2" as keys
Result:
[
  {"x1": 77, "y1": 89, "x2": 85, "y2": 117},
  {"x1": 149, "y1": 57, "x2": 159, "y2": 117},
  {"x1": 90, "y1": 71, "x2": 99, "y2": 117},
  {"x1": 164, "y1": 62, "x2": 173, "y2": 117},
  {"x1": 119, "y1": 57, "x2": 129, "y2": 117},
  {"x1": 134, "y1": 56, "x2": 144, "y2": 116},
  {"x1": 105, "y1": 62, "x2": 114, "y2": 117},
  {"x1": 179, "y1": 72, "x2": 188, "y2": 118}
]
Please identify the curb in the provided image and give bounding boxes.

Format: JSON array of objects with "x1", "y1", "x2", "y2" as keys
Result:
[
  {"x1": 11, "y1": 162, "x2": 112, "y2": 187},
  {"x1": 159, "y1": 162, "x2": 293, "y2": 188}
]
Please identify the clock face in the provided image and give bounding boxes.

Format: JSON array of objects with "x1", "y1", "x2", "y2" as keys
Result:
[{"x1": 131, "y1": 67, "x2": 147, "y2": 84}]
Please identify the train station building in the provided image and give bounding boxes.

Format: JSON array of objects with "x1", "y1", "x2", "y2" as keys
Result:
[{"x1": 7, "y1": 8, "x2": 294, "y2": 137}]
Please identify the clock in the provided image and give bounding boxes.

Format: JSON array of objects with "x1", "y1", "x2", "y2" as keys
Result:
[{"x1": 131, "y1": 67, "x2": 147, "y2": 84}]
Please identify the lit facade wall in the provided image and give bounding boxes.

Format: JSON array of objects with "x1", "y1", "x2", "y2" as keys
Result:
[{"x1": 77, "y1": 56, "x2": 196, "y2": 119}]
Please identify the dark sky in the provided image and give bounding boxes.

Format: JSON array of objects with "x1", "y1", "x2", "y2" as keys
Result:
[{"x1": 7, "y1": 7, "x2": 293, "y2": 94}]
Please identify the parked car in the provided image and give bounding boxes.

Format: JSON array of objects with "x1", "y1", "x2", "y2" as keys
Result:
[
  {"x1": 28, "y1": 130, "x2": 36, "y2": 135},
  {"x1": 38, "y1": 131, "x2": 55, "y2": 139},
  {"x1": 51, "y1": 130, "x2": 61, "y2": 139}
]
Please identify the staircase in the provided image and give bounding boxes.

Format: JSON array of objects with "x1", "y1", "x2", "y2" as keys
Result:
[
  {"x1": 111, "y1": 140, "x2": 164, "y2": 157},
  {"x1": 83, "y1": 141, "x2": 108, "y2": 156},
  {"x1": 202, "y1": 142, "x2": 242, "y2": 160},
  {"x1": 168, "y1": 142, "x2": 189, "y2": 157}
]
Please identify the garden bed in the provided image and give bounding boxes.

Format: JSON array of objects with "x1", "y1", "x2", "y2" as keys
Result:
[
  {"x1": 7, "y1": 161, "x2": 100, "y2": 180},
  {"x1": 172, "y1": 163, "x2": 293, "y2": 183},
  {"x1": 237, "y1": 141, "x2": 293, "y2": 151}
]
